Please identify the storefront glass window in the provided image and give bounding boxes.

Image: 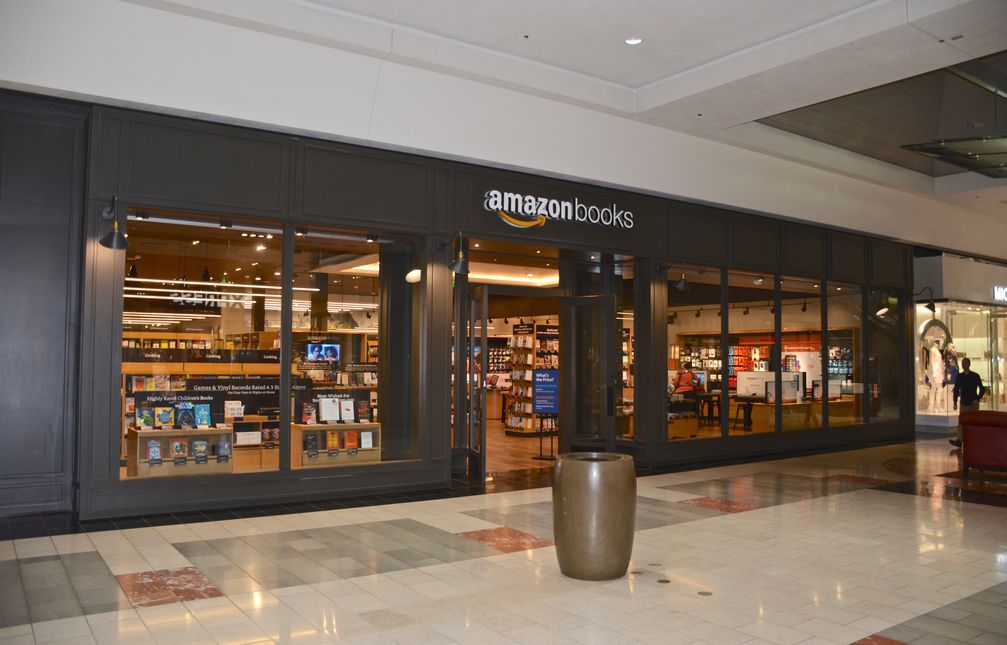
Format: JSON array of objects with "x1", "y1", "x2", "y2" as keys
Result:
[
  {"x1": 780, "y1": 276, "x2": 823, "y2": 431},
  {"x1": 292, "y1": 226, "x2": 421, "y2": 467},
  {"x1": 666, "y1": 264, "x2": 722, "y2": 441},
  {"x1": 120, "y1": 212, "x2": 283, "y2": 478},
  {"x1": 726, "y1": 270, "x2": 778, "y2": 435},
  {"x1": 867, "y1": 288, "x2": 903, "y2": 422},
  {"x1": 915, "y1": 302, "x2": 996, "y2": 419},
  {"x1": 826, "y1": 282, "x2": 863, "y2": 427}
]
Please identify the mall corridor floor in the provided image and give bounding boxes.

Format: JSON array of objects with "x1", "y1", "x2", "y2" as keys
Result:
[{"x1": 1, "y1": 438, "x2": 1006, "y2": 645}]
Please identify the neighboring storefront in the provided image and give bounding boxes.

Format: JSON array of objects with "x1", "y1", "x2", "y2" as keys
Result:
[
  {"x1": 914, "y1": 252, "x2": 1007, "y2": 426},
  {"x1": 0, "y1": 91, "x2": 915, "y2": 520}
]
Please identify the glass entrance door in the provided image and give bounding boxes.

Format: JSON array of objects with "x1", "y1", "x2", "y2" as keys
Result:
[
  {"x1": 561, "y1": 295, "x2": 619, "y2": 453},
  {"x1": 466, "y1": 285, "x2": 488, "y2": 481}
]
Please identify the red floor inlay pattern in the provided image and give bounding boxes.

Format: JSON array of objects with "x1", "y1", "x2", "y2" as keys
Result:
[
  {"x1": 115, "y1": 566, "x2": 223, "y2": 607},
  {"x1": 678, "y1": 496, "x2": 766, "y2": 513},
  {"x1": 459, "y1": 526, "x2": 554, "y2": 553},
  {"x1": 848, "y1": 636, "x2": 909, "y2": 645}
]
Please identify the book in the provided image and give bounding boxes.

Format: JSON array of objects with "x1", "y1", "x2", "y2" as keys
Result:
[
  {"x1": 136, "y1": 407, "x2": 154, "y2": 429},
  {"x1": 356, "y1": 400, "x2": 370, "y2": 423},
  {"x1": 318, "y1": 398, "x2": 340, "y2": 422},
  {"x1": 326, "y1": 430, "x2": 340, "y2": 455},
  {"x1": 170, "y1": 440, "x2": 187, "y2": 465},
  {"x1": 153, "y1": 375, "x2": 171, "y2": 391},
  {"x1": 175, "y1": 402, "x2": 195, "y2": 428},
  {"x1": 302, "y1": 402, "x2": 317, "y2": 424},
  {"x1": 360, "y1": 431, "x2": 373, "y2": 449},
  {"x1": 146, "y1": 439, "x2": 162, "y2": 462},
  {"x1": 303, "y1": 432, "x2": 319, "y2": 458},
  {"x1": 343, "y1": 430, "x2": 359, "y2": 450},
  {"x1": 191, "y1": 439, "x2": 209, "y2": 464},
  {"x1": 217, "y1": 438, "x2": 231, "y2": 462},
  {"x1": 132, "y1": 376, "x2": 146, "y2": 392},
  {"x1": 339, "y1": 399, "x2": 355, "y2": 423},
  {"x1": 194, "y1": 403, "x2": 212, "y2": 428},
  {"x1": 154, "y1": 407, "x2": 175, "y2": 428}
]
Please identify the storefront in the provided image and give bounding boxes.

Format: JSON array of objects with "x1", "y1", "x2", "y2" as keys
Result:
[
  {"x1": 0, "y1": 91, "x2": 915, "y2": 519},
  {"x1": 914, "y1": 252, "x2": 1007, "y2": 426}
]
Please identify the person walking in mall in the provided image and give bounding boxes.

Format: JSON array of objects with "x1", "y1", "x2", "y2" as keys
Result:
[{"x1": 950, "y1": 357, "x2": 986, "y2": 447}]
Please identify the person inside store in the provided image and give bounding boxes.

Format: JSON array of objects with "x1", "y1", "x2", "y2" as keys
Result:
[
  {"x1": 950, "y1": 357, "x2": 986, "y2": 448},
  {"x1": 672, "y1": 362, "x2": 703, "y2": 398}
]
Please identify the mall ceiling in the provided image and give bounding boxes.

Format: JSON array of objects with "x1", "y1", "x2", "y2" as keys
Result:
[
  {"x1": 760, "y1": 51, "x2": 1007, "y2": 178},
  {"x1": 132, "y1": 0, "x2": 1007, "y2": 202}
]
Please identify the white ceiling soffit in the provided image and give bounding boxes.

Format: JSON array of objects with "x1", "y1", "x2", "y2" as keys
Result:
[{"x1": 127, "y1": 0, "x2": 1007, "y2": 131}]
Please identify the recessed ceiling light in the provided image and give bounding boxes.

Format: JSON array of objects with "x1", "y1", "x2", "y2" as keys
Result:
[
  {"x1": 251, "y1": 262, "x2": 258, "y2": 266},
  {"x1": 256, "y1": 244, "x2": 266, "y2": 251},
  {"x1": 625, "y1": 36, "x2": 643, "y2": 45},
  {"x1": 473, "y1": 243, "x2": 480, "y2": 248},
  {"x1": 191, "y1": 240, "x2": 200, "y2": 245},
  {"x1": 274, "y1": 272, "x2": 281, "y2": 276},
  {"x1": 235, "y1": 267, "x2": 242, "y2": 272},
  {"x1": 526, "y1": 273, "x2": 534, "y2": 278}
]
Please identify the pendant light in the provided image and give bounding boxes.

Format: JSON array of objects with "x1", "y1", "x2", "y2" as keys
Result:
[{"x1": 127, "y1": 264, "x2": 138, "y2": 278}]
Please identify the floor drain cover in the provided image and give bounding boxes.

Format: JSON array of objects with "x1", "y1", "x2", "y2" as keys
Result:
[
  {"x1": 657, "y1": 579, "x2": 671, "y2": 584},
  {"x1": 698, "y1": 591, "x2": 713, "y2": 596}
]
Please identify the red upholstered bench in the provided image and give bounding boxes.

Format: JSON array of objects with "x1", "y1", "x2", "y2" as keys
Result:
[{"x1": 958, "y1": 411, "x2": 1007, "y2": 480}]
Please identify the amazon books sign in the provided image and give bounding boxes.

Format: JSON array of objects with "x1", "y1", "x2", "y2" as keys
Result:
[{"x1": 483, "y1": 189, "x2": 634, "y2": 230}]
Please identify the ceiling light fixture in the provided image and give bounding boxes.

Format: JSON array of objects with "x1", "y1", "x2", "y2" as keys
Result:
[
  {"x1": 695, "y1": 309, "x2": 701, "y2": 318},
  {"x1": 743, "y1": 307, "x2": 750, "y2": 315},
  {"x1": 256, "y1": 244, "x2": 266, "y2": 251},
  {"x1": 801, "y1": 300, "x2": 807, "y2": 312},
  {"x1": 625, "y1": 36, "x2": 643, "y2": 45},
  {"x1": 219, "y1": 220, "x2": 232, "y2": 229},
  {"x1": 192, "y1": 240, "x2": 199, "y2": 245}
]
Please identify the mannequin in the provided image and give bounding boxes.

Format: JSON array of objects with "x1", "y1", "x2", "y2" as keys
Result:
[{"x1": 928, "y1": 340, "x2": 946, "y2": 412}]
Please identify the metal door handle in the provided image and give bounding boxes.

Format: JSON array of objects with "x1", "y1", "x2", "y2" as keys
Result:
[{"x1": 606, "y1": 385, "x2": 614, "y2": 416}]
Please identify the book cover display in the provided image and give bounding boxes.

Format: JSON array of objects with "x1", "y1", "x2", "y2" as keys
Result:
[
  {"x1": 343, "y1": 430, "x2": 359, "y2": 453},
  {"x1": 191, "y1": 439, "x2": 209, "y2": 464},
  {"x1": 154, "y1": 407, "x2": 175, "y2": 428},
  {"x1": 194, "y1": 404, "x2": 212, "y2": 427},
  {"x1": 302, "y1": 402, "x2": 317, "y2": 424},
  {"x1": 339, "y1": 399, "x2": 355, "y2": 423},
  {"x1": 217, "y1": 438, "x2": 231, "y2": 463},
  {"x1": 326, "y1": 430, "x2": 340, "y2": 456},
  {"x1": 360, "y1": 431, "x2": 373, "y2": 449},
  {"x1": 147, "y1": 440, "x2": 162, "y2": 464},
  {"x1": 175, "y1": 402, "x2": 195, "y2": 428},
  {"x1": 137, "y1": 407, "x2": 154, "y2": 429},
  {"x1": 303, "y1": 432, "x2": 319, "y2": 458},
  {"x1": 170, "y1": 440, "x2": 187, "y2": 465}
]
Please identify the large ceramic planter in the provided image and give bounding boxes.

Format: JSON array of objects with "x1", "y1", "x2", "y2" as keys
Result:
[{"x1": 552, "y1": 452, "x2": 636, "y2": 580}]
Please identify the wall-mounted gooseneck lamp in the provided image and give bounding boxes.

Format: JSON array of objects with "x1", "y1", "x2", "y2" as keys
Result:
[
  {"x1": 436, "y1": 231, "x2": 470, "y2": 276},
  {"x1": 913, "y1": 286, "x2": 937, "y2": 317},
  {"x1": 98, "y1": 195, "x2": 129, "y2": 249}
]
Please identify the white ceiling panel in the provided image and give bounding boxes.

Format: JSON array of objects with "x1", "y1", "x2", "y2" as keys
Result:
[{"x1": 300, "y1": 0, "x2": 879, "y2": 87}]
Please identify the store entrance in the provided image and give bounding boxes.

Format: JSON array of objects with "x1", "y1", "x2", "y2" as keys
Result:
[{"x1": 453, "y1": 239, "x2": 634, "y2": 479}]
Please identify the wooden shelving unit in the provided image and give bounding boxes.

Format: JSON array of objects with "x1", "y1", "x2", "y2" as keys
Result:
[
  {"x1": 291, "y1": 422, "x2": 381, "y2": 468},
  {"x1": 126, "y1": 427, "x2": 233, "y2": 478}
]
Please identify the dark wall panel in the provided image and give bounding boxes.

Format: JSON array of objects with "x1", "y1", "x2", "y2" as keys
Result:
[
  {"x1": 831, "y1": 232, "x2": 867, "y2": 282},
  {"x1": 126, "y1": 119, "x2": 288, "y2": 213},
  {"x1": 666, "y1": 203, "x2": 725, "y2": 264},
  {"x1": 730, "y1": 214, "x2": 780, "y2": 272},
  {"x1": 784, "y1": 224, "x2": 825, "y2": 277},
  {"x1": 0, "y1": 102, "x2": 85, "y2": 516},
  {"x1": 301, "y1": 144, "x2": 431, "y2": 229},
  {"x1": 871, "y1": 240, "x2": 909, "y2": 287}
]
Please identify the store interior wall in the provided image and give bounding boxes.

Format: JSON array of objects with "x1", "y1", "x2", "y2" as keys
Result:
[{"x1": 2, "y1": 1, "x2": 1006, "y2": 261}]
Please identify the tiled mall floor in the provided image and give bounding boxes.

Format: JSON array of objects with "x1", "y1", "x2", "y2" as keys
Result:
[{"x1": 2, "y1": 438, "x2": 1006, "y2": 644}]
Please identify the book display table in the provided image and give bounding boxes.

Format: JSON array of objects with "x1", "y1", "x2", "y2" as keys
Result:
[
  {"x1": 126, "y1": 427, "x2": 234, "y2": 478},
  {"x1": 291, "y1": 422, "x2": 381, "y2": 469}
]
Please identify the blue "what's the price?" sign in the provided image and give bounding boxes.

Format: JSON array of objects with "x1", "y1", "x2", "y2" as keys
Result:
[{"x1": 533, "y1": 369, "x2": 559, "y2": 414}]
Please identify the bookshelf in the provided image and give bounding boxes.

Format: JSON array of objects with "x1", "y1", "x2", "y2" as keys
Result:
[
  {"x1": 291, "y1": 422, "x2": 381, "y2": 468},
  {"x1": 505, "y1": 323, "x2": 558, "y2": 437}
]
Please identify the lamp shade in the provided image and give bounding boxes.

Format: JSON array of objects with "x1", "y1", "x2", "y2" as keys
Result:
[
  {"x1": 99, "y1": 220, "x2": 129, "y2": 249},
  {"x1": 449, "y1": 256, "x2": 469, "y2": 276}
]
